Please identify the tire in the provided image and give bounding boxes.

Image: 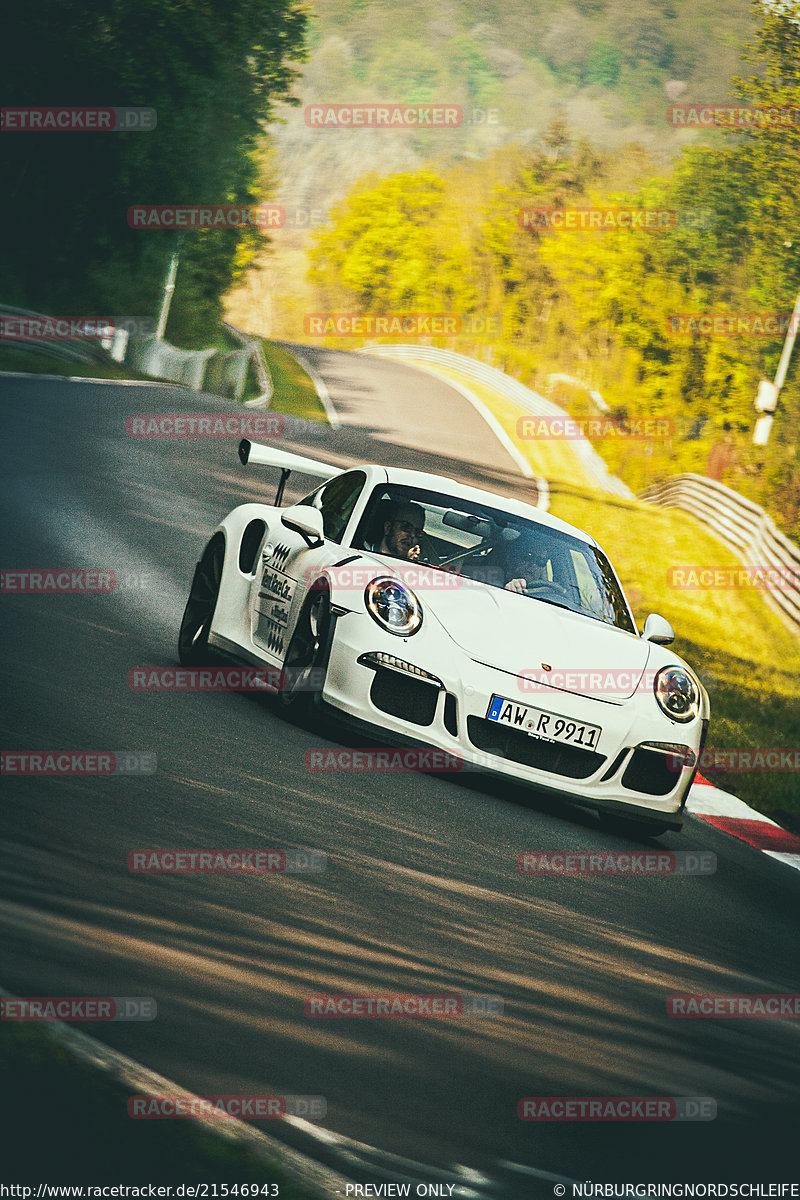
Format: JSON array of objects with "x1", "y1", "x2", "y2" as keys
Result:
[
  {"x1": 600, "y1": 813, "x2": 674, "y2": 839},
  {"x1": 279, "y1": 586, "x2": 331, "y2": 717},
  {"x1": 178, "y1": 537, "x2": 224, "y2": 666}
]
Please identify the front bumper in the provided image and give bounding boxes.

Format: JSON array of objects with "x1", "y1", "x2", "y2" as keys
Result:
[{"x1": 321, "y1": 612, "x2": 704, "y2": 828}]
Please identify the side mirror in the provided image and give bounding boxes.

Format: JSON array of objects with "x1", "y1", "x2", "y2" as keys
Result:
[
  {"x1": 281, "y1": 504, "x2": 325, "y2": 548},
  {"x1": 642, "y1": 613, "x2": 675, "y2": 645}
]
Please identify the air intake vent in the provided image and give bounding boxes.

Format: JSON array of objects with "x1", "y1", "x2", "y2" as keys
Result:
[
  {"x1": 621, "y1": 748, "x2": 681, "y2": 796},
  {"x1": 443, "y1": 693, "x2": 458, "y2": 737},
  {"x1": 467, "y1": 717, "x2": 604, "y2": 779},
  {"x1": 370, "y1": 669, "x2": 439, "y2": 726}
]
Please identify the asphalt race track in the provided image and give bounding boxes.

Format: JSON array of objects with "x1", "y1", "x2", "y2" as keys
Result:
[{"x1": 1, "y1": 356, "x2": 799, "y2": 1191}]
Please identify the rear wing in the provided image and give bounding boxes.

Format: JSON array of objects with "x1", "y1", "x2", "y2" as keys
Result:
[{"x1": 238, "y1": 438, "x2": 343, "y2": 505}]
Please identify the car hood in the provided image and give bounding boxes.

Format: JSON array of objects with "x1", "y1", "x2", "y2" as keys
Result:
[{"x1": 405, "y1": 572, "x2": 651, "y2": 702}]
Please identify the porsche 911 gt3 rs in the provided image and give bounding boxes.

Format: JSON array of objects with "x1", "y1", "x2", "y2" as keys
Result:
[{"x1": 178, "y1": 439, "x2": 709, "y2": 835}]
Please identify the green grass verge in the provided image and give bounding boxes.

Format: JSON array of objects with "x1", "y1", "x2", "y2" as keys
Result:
[
  {"x1": 0, "y1": 1022, "x2": 317, "y2": 1191},
  {"x1": 548, "y1": 482, "x2": 800, "y2": 833},
  {"x1": 257, "y1": 341, "x2": 328, "y2": 423}
]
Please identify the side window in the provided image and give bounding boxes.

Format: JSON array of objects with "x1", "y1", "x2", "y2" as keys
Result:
[
  {"x1": 296, "y1": 487, "x2": 323, "y2": 510},
  {"x1": 317, "y1": 472, "x2": 366, "y2": 543}
]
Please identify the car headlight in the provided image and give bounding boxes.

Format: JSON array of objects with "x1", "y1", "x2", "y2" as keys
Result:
[
  {"x1": 365, "y1": 577, "x2": 423, "y2": 637},
  {"x1": 654, "y1": 666, "x2": 700, "y2": 723}
]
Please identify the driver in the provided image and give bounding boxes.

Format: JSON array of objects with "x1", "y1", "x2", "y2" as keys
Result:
[
  {"x1": 504, "y1": 535, "x2": 559, "y2": 594},
  {"x1": 366, "y1": 501, "x2": 425, "y2": 561}
]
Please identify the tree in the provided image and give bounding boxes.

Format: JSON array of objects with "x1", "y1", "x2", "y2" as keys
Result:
[
  {"x1": 308, "y1": 171, "x2": 477, "y2": 314},
  {"x1": 0, "y1": 0, "x2": 308, "y2": 337},
  {"x1": 730, "y1": 0, "x2": 800, "y2": 307}
]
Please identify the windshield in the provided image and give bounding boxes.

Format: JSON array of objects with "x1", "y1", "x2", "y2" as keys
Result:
[{"x1": 352, "y1": 483, "x2": 636, "y2": 633}]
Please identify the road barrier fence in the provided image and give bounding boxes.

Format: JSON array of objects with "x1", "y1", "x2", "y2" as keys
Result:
[
  {"x1": 640, "y1": 473, "x2": 800, "y2": 630},
  {"x1": 0, "y1": 304, "x2": 271, "y2": 404}
]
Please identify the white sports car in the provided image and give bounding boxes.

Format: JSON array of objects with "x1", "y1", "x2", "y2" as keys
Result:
[{"x1": 178, "y1": 439, "x2": 709, "y2": 836}]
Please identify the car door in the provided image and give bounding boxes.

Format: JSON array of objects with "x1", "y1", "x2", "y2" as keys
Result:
[{"x1": 251, "y1": 471, "x2": 367, "y2": 660}]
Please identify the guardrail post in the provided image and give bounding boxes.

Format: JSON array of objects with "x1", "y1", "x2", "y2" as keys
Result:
[{"x1": 155, "y1": 234, "x2": 183, "y2": 342}]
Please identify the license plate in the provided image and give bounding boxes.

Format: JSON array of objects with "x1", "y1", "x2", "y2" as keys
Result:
[{"x1": 486, "y1": 695, "x2": 601, "y2": 750}]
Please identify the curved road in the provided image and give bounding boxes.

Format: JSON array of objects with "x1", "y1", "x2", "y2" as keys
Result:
[{"x1": 1, "y1": 358, "x2": 799, "y2": 1189}]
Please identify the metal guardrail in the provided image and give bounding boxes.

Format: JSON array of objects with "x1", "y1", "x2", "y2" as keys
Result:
[
  {"x1": 640, "y1": 473, "x2": 800, "y2": 630},
  {"x1": 120, "y1": 325, "x2": 273, "y2": 403},
  {"x1": 124, "y1": 336, "x2": 216, "y2": 390},
  {"x1": 359, "y1": 344, "x2": 634, "y2": 499},
  {"x1": 0, "y1": 303, "x2": 274, "y2": 403},
  {"x1": 222, "y1": 322, "x2": 273, "y2": 405},
  {"x1": 0, "y1": 304, "x2": 114, "y2": 365}
]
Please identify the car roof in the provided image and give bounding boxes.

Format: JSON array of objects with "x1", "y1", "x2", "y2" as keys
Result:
[{"x1": 356, "y1": 464, "x2": 598, "y2": 548}]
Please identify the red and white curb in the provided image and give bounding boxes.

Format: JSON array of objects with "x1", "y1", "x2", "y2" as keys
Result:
[{"x1": 687, "y1": 775, "x2": 800, "y2": 871}]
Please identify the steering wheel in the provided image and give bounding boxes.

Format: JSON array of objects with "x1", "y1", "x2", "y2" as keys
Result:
[
  {"x1": 412, "y1": 530, "x2": 444, "y2": 564},
  {"x1": 525, "y1": 579, "x2": 568, "y2": 598}
]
